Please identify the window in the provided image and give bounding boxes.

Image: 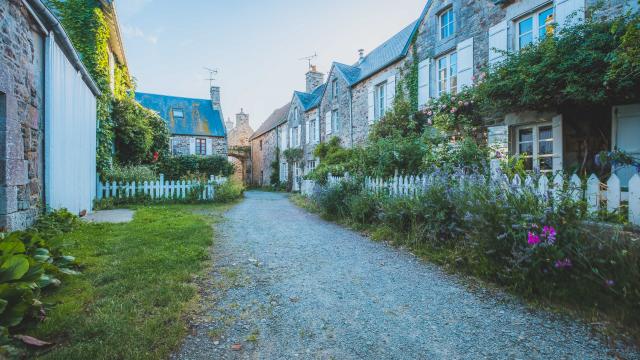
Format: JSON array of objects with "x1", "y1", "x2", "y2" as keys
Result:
[
  {"x1": 307, "y1": 160, "x2": 317, "y2": 172},
  {"x1": 332, "y1": 78, "x2": 338, "y2": 99},
  {"x1": 439, "y1": 8, "x2": 455, "y2": 39},
  {"x1": 375, "y1": 81, "x2": 387, "y2": 120},
  {"x1": 310, "y1": 119, "x2": 316, "y2": 142},
  {"x1": 292, "y1": 126, "x2": 299, "y2": 147},
  {"x1": 517, "y1": 124, "x2": 554, "y2": 172},
  {"x1": 195, "y1": 138, "x2": 207, "y2": 155},
  {"x1": 172, "y1": 108, "x2": 184, "y2": 120},
  {"x1": 437, "y1": 52, "x2": 457, "y2": 96},
  {"x1": 331, "y1": 110, "x2": 339, "y2": 133},
  {"x1": 294, "y1": 107, "x2": 299, "y2": 123},
  {"x1": 259, "y1": 140, "x2": 263, "y2": 151},
  {"x1": 517, "y1": 6, "x2": 554, "y2": 49}
]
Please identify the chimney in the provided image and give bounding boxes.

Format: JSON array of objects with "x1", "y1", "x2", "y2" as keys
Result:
[
  {"x1": 236, "y1": 108, "x2": 249, "y2": 128},
  {"x1": 225, "y1": 117, "x2": 234, "y2": 131},
  {"x1": 305, "y1": 65, "x2": 324, "y2": 93},
  {"x1": 358, "y1": 49, "x2": 365, "y2": 63},
  {"x1": 210, "y1": 86, "x2": 221, "y2": 111}
]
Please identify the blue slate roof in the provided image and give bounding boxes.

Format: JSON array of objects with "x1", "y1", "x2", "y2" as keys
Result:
[
  {"x1": 293, "y1": 84, "x2": 326, "y2": 111},
  {"x1": 135, "y1": 92, "x2": 226, "y2": 137},
  {"x1": 333, "y1": 20, "x2": 419, "y2": 87}
]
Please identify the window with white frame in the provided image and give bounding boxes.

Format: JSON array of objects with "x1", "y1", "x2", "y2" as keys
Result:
[
  {"x1": 195, "y1": 138, "x2": 207, "y2": 156},
  {"x1": 517, "y1": 6, "x2": 554, "y2": 49},
  {"x1": 292, "y1": 126, "x2": 299, "y2": 147},
  {"x1": 307, "y1": 160, "x2": 317, "y2": 172},
  {"x1": 516, "y1": 124, "x2": 554, "y2": 172},
  {"x1": 437, "y1": 52, "x2": 457, "y2": 96},
  {"x1": 439, "y1": 8, "x2": 455, "y2": 39},
  {"x1": 331, "y1": 110, "x2": 339, "y2": 133},
  {"x1": 375, "y1": 81, "x2": 387, "y2": 120}
]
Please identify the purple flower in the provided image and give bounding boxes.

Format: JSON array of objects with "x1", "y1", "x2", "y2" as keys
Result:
[
  {"x1": 554, "y1": 258, "x2": 572, "y2": 269},
  {"x1": 605, "y1": 279, "x2": 615, "y2": 287},
  {"x1": 542, "y1": 226, "x2": 557, "y2": 244},
  {"x1": 528, "y1": 232, "x2": 541, "y2": 245}
]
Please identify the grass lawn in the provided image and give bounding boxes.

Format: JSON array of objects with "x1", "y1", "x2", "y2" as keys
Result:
[{"x1": 24, "y1": 204, "x2": 228, "y2": 359}]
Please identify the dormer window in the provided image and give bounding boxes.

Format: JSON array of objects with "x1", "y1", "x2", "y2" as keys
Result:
[
  {"x1": 172, "y1": 108, "x2": 184, "y2": 120},
  {"x1": 439, "y1": 8, "x2": 455, "y2": 39}
]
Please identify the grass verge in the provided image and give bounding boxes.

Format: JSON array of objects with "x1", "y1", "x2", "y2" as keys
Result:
[{"x1": 24, "y1": 204, "x2": 228, "y2": 359}]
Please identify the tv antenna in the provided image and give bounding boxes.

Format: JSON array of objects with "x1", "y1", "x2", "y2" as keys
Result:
[
  {"x1": 204, "y1": 67, "x2": 219, "y2": 87},
  {"x1": 299, "y1": 53, "x2": 318, "y2": 70}
]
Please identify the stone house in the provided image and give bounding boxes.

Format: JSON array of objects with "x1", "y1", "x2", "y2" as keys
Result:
[
  {"x1": 135, "y1": 87, "x2": 228, "y2": 157},
  {"x1": 249, "y1": 104, "x2": 290, "y2": 186},
  {"x1": 226, "y1": 109, "x2": 254, "y2": 183},
  {"x1": 1, "y1": 0, "x2": 101, "y2": 230},
  {"x1": 413, "y1": 0, "x2": 639, "y2": 184}
]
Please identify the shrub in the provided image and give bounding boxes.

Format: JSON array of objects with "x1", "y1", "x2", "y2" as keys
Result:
[
  {"x1": 214, "y1": 180, "x2": 245, "y2": 203},
  {"x1": 100, "y1": 164, "x2": 157, "y2": 183},
  {"x1": 313, "y1": 179, "x2": 361, "y2": 220},
  {"x1": 156, "y1": 155, "x2": 235, "y2": 180}
]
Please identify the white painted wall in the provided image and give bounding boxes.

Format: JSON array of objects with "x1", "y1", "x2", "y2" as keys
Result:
[{"x1": 45, "y1": 34, "x2": 97, "y2": 215}]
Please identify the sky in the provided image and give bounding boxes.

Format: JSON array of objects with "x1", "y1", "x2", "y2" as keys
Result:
[{"x1": 117, "y1": 0, "x2": 427, "y2": 130}]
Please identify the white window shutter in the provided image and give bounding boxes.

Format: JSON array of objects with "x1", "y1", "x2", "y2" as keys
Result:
[
  {"x1": 297, "y1": 126, "x2": 301, "y2": 147},
  {"x1": 305, "y1": 121, "x2": 309, "y2": 144},
  {"x1": 325, "y1": 111, "x2": 332, "y2": 135},
  {"x1": 418, "y1": 59, "x2": 430, "y2": 108},
  {"x1": 283, "y1": 127, "x2": 288, "y2": 150},
  {"x1": 456, "y1": 37, "x2": 474, "y2": 90},
  {"x1": 488, "y1": 20, "x2": 508, "y2": 66},
  {"x1": 206, "y1": 138, "x2": 213, "y2": 155},
  {"x1": 552, "y1": 115, "x2": 563, "y2": 172},
  {"x1": 189, "y1": 138, "x2": 196, "y2": 155},
  {"x1": 289, "y1": 128, "x2": 293, "y2": 148},
  {"x1": 555, "y1": 0, "x2": 585, "y2": 30},
  {"x1": 315, "y1": 113, "x2": 320, "y2": 142},
  {"x1": 367, "y1": 87, "x2": 375, "y2": 124},
  {"x1": 386, "y1": 75, "x2": 396, "y2": 110}
]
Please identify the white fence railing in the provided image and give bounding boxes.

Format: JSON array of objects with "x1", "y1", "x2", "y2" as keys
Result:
[
  {"x1": 96, "y1": 174, "x2": 227, "y2": 201},
  {"x1": 327, "y1": 171, "x2": 640, "y2": 227}
]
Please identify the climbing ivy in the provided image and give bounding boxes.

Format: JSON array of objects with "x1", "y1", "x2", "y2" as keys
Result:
[{"x1": 47, "y1": 0, "x2": 136, "y2": 173}]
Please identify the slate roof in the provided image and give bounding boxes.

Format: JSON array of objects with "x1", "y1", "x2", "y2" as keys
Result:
[
  {"x1": 135, "y1": 92, "x2": 226, "y2": 137},
  {"x1": 250, "y1": 103, "x2": 291, "y2": 140},
  {"x1": 293, "y1": 84, "x2": 326, "y2": 112}
]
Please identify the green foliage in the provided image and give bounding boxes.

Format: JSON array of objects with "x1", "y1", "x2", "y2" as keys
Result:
[
  {"x1": 477, "y1": 12, "x2": 640, "y2": 117},
  {"x1": 307, "y1": 137, "x2": 359, "y2": 184},
  {"x1": 282, "y1": 148, "x2": 304, "y2": 164},
  {"x1": 156, "y1": 155, "x2": 235, "y2": 180},
  {"x1": 369, "y1": 95, "x2": 426, "y2": 141},
  {"x1": 100, "y1": 164, "x2": 158, "y2": 183},
  {"x1": 213, "y1": 179, "x2": 245, "y2": 203},
  {"x1": 270, "y1": 150, "x2": 281, "y2": 187},
  {"x1": 0, "y1": 210, "x2": 81, "y2": 355}
]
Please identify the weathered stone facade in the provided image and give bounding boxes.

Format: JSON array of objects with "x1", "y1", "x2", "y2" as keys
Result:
[
  {"x1": 250, "y1": 104, "x2": 289, "y2": 186},
  {"x1": 170, "y1": 135, "x2": 227, "y2": 156},
  {"x1": 0, "y1": 0, "x2": 45, "y2": 230},
  {"x1": 318, "y1": 67, "x2": 353, "y2": 147},
  {"x1": 227, "y1": 109, "x2": 254, "y2": 148}
]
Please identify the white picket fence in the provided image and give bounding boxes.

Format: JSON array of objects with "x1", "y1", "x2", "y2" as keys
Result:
[
  {"x1": 327, "y1": 171, "x2": 640, "y2": 226},
  {"x1": 96, "y1": 174, "x2": 227, "y2": 201}
]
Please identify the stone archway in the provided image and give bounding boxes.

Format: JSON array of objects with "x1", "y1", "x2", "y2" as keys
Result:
[{"x1": 227, "y1": 146, "x2": 251, "y2": 185}]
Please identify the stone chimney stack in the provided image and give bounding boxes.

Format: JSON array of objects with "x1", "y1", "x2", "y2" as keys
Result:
[
  {"x1": 305, "y1": 65, "x2": 324, "y2": 93},
  {"x1": 210, "y1": 86, "x2": 221, "y2": 111},
  {"x1": 236, "y1": 108, "x2": 249, "y2": 128}
]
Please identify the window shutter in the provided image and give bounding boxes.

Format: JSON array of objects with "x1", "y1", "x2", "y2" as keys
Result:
[
  {"x1": 305, "y1": 120, "x2": 309, "y2": 144},
  {"x1": 386, "y1": 75, "x2": 396, "y2": 109},
  {"x1": 206, "y1": 138, "x2": 213, "y2": 155},
  {"x1": 325, "y1": 111, "x2": 332, "y2": 135},
  {"x1": 488, "y1": 20, "x2": 508, "y2": 66},
  {"x1": 283, "y1": 127, "x2": 288, "y2": 150},
  {"x1": 289, "y1": 128, "x2": 293, "y2": 148},
  {"x1": 552, "y1": 115, "x2": 563, "y2": 173},
  {"x1": 418, "y1": 59, "x2": 430, "y2": 108},
  {"x1": 297, "y1": 126, "x2": 301, "y2": 147},
  {"x1": 555, "y1": 0, "x2": 585, "y2": 30},
  {"x1": 367, "y1": 87, "x2": 375, "y2": 124},
  {"x1": 189, "y1": 138, "x2": 196, "y2": 155},
  {"x1": 315, "y1": 113, "x2": 320, "y2": 142},
  {"x1": 456, "y1": 37, "x2": 474, "y2": 90}
]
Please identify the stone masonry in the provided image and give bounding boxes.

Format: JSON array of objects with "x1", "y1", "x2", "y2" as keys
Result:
[
  {"x1": 0, "y1": 0, "x2": 45, "y2": 231},
  {"x1": 318, "y1": 67, "x2": 353, "y2": 148},
  {"x1": 227, "y1": 109, "x2": 254, "y2": 148}
]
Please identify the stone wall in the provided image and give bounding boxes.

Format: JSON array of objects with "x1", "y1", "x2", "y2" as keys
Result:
[
  {"x1": 318, "y1": 67, "x2": 353, "y2": 148},
  {"x1": 250, "y1": 128, "x2": 279, "y2": 186},
  {"x1": 0, "y1": 0, "x2": 45, "y2": 231},
  {"x1": 227, "y1": 110, "x2": 253, "y2": 148},
  {"x1": 170, "y1": 135, "x2": 228, "y2": 156}
]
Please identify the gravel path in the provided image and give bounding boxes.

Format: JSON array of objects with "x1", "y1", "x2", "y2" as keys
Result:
[{"x1": 174, "y1": 191, "x2": 639, "y2": 360}]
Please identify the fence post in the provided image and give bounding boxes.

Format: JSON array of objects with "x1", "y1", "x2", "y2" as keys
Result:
[
  {"x1": 629, "y1": 174, "x2": 640, "y2": 226},
  {"x1": 606, "y1": 174, "x2": 621, "y2": 213},
  {"x1": 159, "y1": 174, "x2": 165, "y2": 198},
  {"x1": 586, "y1": 174, "x2": 600, "y2": 213},
  {"x1": 569, "y1": 174, "x2": 582, "y2": 202},
  {"x1": 553, "y1": 173, "x2": 563, "y2": 203}
]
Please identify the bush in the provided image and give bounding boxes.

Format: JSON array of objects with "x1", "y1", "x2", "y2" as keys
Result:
[
  {"x1": 312, "y1": 179, "x2": 361, "y2": 220},
  {"x1": 214, "y1": 179, "x2": 245, "y2": 203},
  {"x1": 100, "y1": 164, "x2": 158, "y2": 183},
  {"x1": 156, "y1": 155, "x2": 235, "y2": 180},
  {"x1": 0, "y1": 210, "x2": 81, "y2": 355}
]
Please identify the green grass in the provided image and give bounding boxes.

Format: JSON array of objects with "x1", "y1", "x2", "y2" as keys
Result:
[{"x1": 24, "y1": 204, "x2": 228, "y2": 360}]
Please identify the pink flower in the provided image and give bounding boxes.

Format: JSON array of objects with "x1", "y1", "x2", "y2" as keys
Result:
[
  {"x1": 554, "y1": 258, "x2": 572, "y2": 269},
  {"x1": 527, "y1": 232, "x2": 541, "y2": 245},
  {"x1": 450, "y1": 107, "x2": 457, "y2": 114},
  {"x1": 427, "y1": 111, "x2": 433, "y2": 116},
  {"x1": 427, "y1": 119, "x2": 433, "y2": 125}
]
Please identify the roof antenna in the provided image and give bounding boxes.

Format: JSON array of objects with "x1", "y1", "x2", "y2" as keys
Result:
[
  {"x1": 298, "y1": 53, "x2": 318, "y2": 70},
  {"x1": 204, "y1": 67, "x2": 219, "y2": 88}
]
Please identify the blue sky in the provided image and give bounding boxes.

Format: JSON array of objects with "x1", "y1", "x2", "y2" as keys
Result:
[{"x1": 117, "y1": 0, "x2": 427, "y2": 129}]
